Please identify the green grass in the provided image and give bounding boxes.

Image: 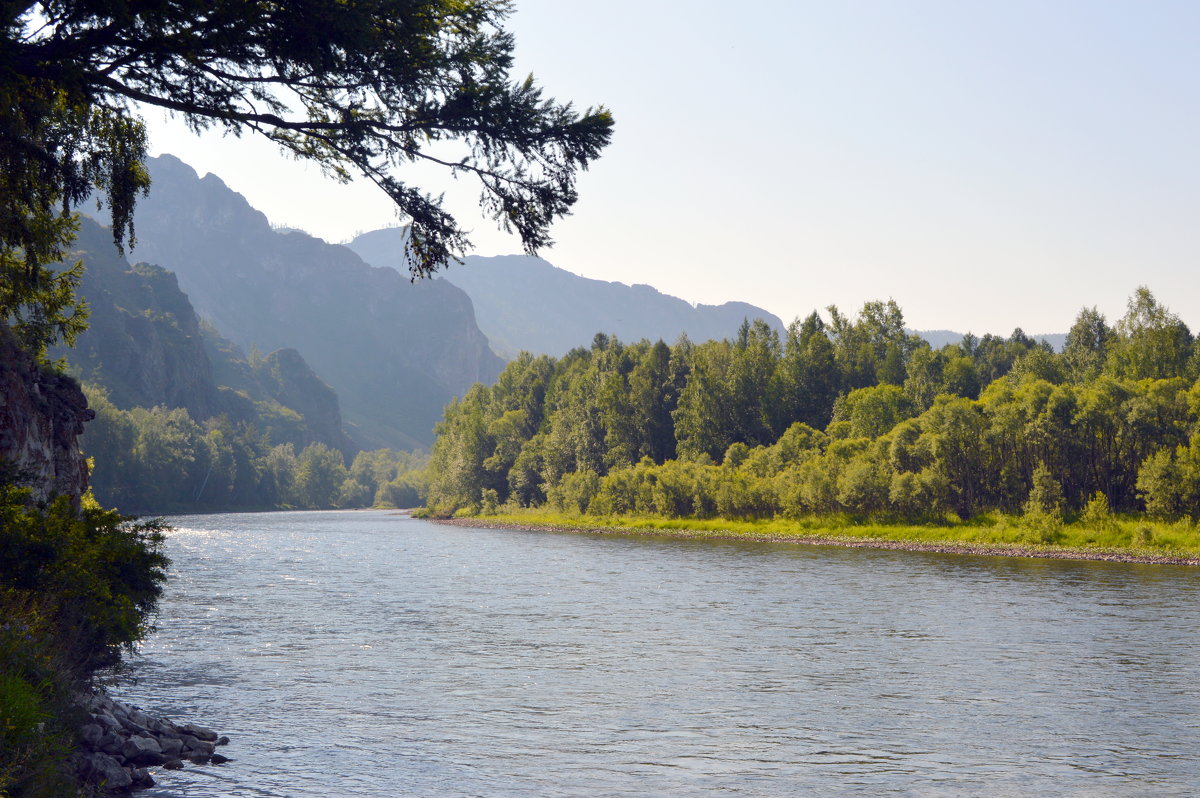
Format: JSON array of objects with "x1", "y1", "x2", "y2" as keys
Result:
[{"x1": 459, "y1": 509, "x2": 1200, "y2": 561}]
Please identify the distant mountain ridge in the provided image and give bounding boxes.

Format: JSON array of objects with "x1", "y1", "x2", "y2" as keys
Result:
[
  {"x1": 912, "y1": 329, "x2": 1067, "y2": 352},
  {"x1": 118, "y1": 155, "x2": 503, "y2": 449},
  {"x1": 346, "y1": 227, "x2": 785, "y2": 357}
]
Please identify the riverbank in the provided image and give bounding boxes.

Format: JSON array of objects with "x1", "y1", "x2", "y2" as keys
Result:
[
  {"x1": 73, "y1": 690, "x2": 230, "y2": 793},
  {"x1": 434, "y1": 514, "x2": 1200, "y2": 566}
]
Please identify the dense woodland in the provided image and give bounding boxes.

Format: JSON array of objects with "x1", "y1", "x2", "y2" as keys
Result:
[
  {"x1": 82, "y1": 386, "x2": 428, "y2": 513},
  {"x1": 426, "y1": 288, "x2": 1200, "y2": 527}
]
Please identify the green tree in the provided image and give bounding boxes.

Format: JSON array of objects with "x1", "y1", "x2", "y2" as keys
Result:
[
  {"x1": 778, "y1": 312, "x2": 840, "y2": 429},
  {"x1": 294, "y1": 443, "x2": 348, "y2": 509},
  {"x1": 1063, "y1": 306, "x2": 1114, "y2": 383},
  {"x1": 1106, "y1": 287, "x2": 1193, "y2": 380}
]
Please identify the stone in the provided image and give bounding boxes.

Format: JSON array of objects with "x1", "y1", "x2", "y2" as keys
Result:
[
  {"x1": 159, "y1": 736, "x2": 184, "y2": 757},
  {"x1": 178, "y1": 722, "x2": 219, "y2": 742},
  {"x1": 99, "y1": 732, "x2": 124, "y2": 756},
  {"x1": 216, "y1": 735, "x2": 230, "y2": 746},
  {"x1": 210, "y1": 753, "x2": 229, "y2": 764},
  {"x1": 163, "y1": 759, "x2": 185, "y2": 770},
  {"x1": 79, "y1": 723, "x2": 104, "y2": 748},
  {"x1": 121, "y1": 734, "x2": 162, "y2": 760},
  {"x1": 84, "y1": 752, "x2": 132, "y2": 790},
  {"x1": 94, "y1": 711, "x2": 122, "y2": 733},
  {"x1": 133, "y1": 750, "x2": 172, "y2": 767},
  {"x1": 181, "y1": 734, "x2": 215, "y2": 755},
  {"x1": 131, "y1": 767, "x2": 156, "y2": 788},
  {"x1": 129, "y1": 709, "x2": 156, "y2": 729},
  {"x1": 189, "y1": 753, "x2": 211, "y2": 765}
]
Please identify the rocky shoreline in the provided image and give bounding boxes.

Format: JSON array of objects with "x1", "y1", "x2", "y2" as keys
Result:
[
  {"x1": 436, "y1": 517, "x2": 1200, "y2": 566},
  {"x1": 73, "y1": 690, "x2": 230, "y2": 794}
]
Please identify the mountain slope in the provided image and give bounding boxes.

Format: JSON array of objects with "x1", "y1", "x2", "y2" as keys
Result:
[
  {"x1": 347, "y1": 227, "x2": 785, "y2": 357},
  {"x1": 53, "y1": 217, "x2": 354, "y2": 455},
  {"x1": 122, "y1": 155, "x2": 503, "y2": 449}
]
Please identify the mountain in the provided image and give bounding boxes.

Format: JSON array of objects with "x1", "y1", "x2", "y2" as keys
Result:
[
  {"x1": 119, "y1": 155, "x2": 503, "y2": 449},
  {"x1": 347, "y1": 227, "x2": 785, "y2": 357},
  {"x1": 53, "y1": 217, "x2": 354, "y2": 455}
]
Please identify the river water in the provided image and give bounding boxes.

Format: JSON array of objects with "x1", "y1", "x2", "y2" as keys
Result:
[{"x1": 121, "y1": 510, "x2": 1200, "y2": 797}]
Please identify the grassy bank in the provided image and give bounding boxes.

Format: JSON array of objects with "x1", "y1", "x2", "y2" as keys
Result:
[{"x1": 432, "y1": 509, "x2": 1200, "y2": 565}]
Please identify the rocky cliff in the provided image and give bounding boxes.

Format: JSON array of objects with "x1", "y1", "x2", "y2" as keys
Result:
[
  {"x1": 123, "y1": 155, "x2": 504, "y2": 449},
  {"x1": 54, "y1": 216, "x2": 353, "y2": 455},
  {"x1": 0, "y1": 324, "x2": 92, "y2": 502},
  {"x1": 56, "y1": 218, "x2": 225, "y2": 421}
]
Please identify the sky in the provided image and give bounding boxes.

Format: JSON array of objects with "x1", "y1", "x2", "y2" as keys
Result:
[{"x1": 144, "y1": 0, "x2": 1200, "y2": 336}]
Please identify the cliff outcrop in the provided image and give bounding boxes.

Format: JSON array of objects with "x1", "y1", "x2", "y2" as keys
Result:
[
  {"x1": 59, "y1": 218, "x2": 225, "y2": 421},
  {"x1": 55, "y1": 217, "x2": 354, "y2": 456},
  {"x1": 0, "y1": 324, "x2": 92, "y2": 502},
  {"x1": 123, "y1": 155, "x2": 503, "y2": 449}
]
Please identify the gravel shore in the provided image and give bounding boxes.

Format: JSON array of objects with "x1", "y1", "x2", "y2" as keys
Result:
[{"x1": 435, "y1": 517, "x2": 1200, "y2": 566}]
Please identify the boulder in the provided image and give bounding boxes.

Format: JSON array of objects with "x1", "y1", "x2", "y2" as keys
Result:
[
  {"x1": 83, "y1": 752, "x2": 132, "y2": 790},
  {"x1": 180, "y1": 734, "x2": 215, "y2": 755},
  {"x1": 79, "y1": 723, "x2": 103, "y2": 749},
  {"x1": 98, "y1": 732, "x2": 124, "y2": 756},
  {"x1": 178, "y1": 722, "x2": 219, "y2": 742},
  {"x1": 121, "y1": 734, "x2": 162, "y2": 761},
  {"x1": 131, "y1": 767, "x2": 156, "y2": 788}
]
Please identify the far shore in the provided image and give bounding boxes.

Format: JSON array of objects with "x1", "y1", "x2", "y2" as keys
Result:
[{"x1": 434, "y1": 517, "x2": 1200, "y2": 566}]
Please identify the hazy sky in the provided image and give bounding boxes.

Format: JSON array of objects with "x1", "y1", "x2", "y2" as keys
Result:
[{"x1": 144, "y1": 0, "x2": 1199, "y2": 336}]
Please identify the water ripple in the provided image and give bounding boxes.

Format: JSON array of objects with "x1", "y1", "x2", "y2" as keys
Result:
[{"x1": 123, "y1": 510, "x2": 1200, "y2": 797}]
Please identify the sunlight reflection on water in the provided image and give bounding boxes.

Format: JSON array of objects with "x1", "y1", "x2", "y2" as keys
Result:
[{"x1": 124, "y1": 510, "x2": 1200, "y2": 797}]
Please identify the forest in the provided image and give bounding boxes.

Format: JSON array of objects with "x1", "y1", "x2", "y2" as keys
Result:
[
  {"x1": 82, "y1": 386, "x2": 428, "y2": 514},
  {"x1": 424, "y1": 288, "x2": 1200, "y2": 534}
]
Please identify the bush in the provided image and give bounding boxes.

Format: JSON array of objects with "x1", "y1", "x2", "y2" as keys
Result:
[
  {"x1": 1080, "y1": 491, "x2": 1118, "y2": 533},
  {"x1": 0, "y1": 487, "x2": 168, "y2": 794}
]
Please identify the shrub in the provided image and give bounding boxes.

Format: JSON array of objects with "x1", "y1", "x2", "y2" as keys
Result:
[{"x1": 0, "y1": 487, "x2": 167, "y2": 794}]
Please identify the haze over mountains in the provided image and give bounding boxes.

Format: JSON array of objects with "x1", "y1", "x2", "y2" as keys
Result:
[
  {"x1": 68, "y1": 155, "x2": 788, "y2": 450},
  {"x1": 54, "y1": 217, "x2": 354, "y2": 456},
  {"x1": 121, "y1": 155, "x2": 502, "y2": 449},
  {"x1": 346, "y1": 228, "x2": 786, "y2": 358},
  {"x1": 69, "y1": 154, "x2": 1057, "y2": 456}
]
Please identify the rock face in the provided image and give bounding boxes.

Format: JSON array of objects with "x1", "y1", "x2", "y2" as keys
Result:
[
  {"x1": 54, "y1": 217, "x2": 353, "y2": 456},
  {"x1": 348, "y1": 227, "x2": 786, "y2": 358},
  {"x1": 124, "y1": 155, "x2": 504, "y2": 449},
  {"x1": 0, "y1": 324, "x2": 92, "y2": 502},
  {"x1": 252, "y1": 348, "x2": 354, "y2": 456},
  {"x1": 56, "y1": 218, "x2": 225, "y2": 421}
]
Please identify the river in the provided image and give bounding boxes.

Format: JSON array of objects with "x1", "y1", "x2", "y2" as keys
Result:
[{"x1": 121, "y1": 510, "x2": 1200, "y2": 797}]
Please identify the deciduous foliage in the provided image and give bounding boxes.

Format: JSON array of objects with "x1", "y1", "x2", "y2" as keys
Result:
[
  {"x1": 427, "y1": 290, "x2": 1200, "y2": 528},
  {"x1": 83, "y1": 386, "x2": 429, "y2": 512}
]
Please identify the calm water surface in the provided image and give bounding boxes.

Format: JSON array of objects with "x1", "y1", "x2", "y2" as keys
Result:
[{"x1": 122, "y1": 510, "x2": 1200, "y2": 797}]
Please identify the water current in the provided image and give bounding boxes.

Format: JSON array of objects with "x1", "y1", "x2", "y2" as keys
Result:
[{"x1": 122, "y1": 510, "x2": 1200, "y2": 797}]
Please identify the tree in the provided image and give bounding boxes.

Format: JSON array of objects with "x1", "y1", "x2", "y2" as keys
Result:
[
  {"x1": 2, "y1": 1, "x2": 613, "y2": 351},
  {"x1": 1063, "y1": 306, "x2": 1114, "y2": 383},
  {"x1": 1107, "y1": 287, "x2": 1193, "y2": 380}
]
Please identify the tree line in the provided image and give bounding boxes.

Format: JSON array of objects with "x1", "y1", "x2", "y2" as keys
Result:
[
  {"x1": 83, "y1": 387, "x2": 427, "y2": 514},
  {"x1": 425, "y1": 287, "x2": 1200, "y2": 526}
]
